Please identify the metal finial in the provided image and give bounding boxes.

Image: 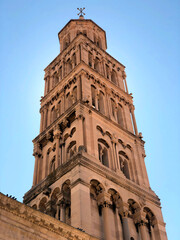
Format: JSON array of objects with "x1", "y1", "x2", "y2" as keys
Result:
[{"x1": 77, "y1": 8, "x2": 85, "y2": 18}]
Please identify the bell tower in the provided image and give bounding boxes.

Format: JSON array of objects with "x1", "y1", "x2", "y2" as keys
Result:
[{"x1": 23, "y1": 13, "x2": 167, "y2": 240}]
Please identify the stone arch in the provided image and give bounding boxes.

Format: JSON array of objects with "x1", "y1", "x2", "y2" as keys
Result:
[
  {"x1": 70, "y1": 127, "x2": 76, "y2": 136},
  {"x1": 90, "y1": 179, "x2": 105, "y2": 199},
  {"x1": 51, "y1": 187, "x2": 60, "y2": 202},
  {"x1": 128, "y1": 199, "x2": 140, "y2": 215},
  {"x1": 108, "y1": 188, "x2": 122, "y2": 208},
  {"x1": 67, "y1": 141, "x2": 76, "y2": 159},
  {"x1": 39, "y1": 197, "x2": 47, "y2": 213},
  {"x1": 60, "y1": 180, "x2": 71, "y2": 224},
  {"x1": 143, "y1": 207, "x2": 156, "y2": 238},
  {"x1": 32, "y1": 204, "x2": 37, "y2": 210}
]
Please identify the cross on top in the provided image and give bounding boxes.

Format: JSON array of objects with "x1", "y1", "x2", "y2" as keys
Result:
[{"x1": 77, "y1": 8, "x2": 85, "y2": 17}]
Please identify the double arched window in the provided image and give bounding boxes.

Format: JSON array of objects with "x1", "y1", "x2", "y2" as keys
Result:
[
  {"x1": 119, "y1": 151, "x2": 130, "y2": 179},
  {"x1": 98, "y1": 139, "x2": 110, "y2": 168}
]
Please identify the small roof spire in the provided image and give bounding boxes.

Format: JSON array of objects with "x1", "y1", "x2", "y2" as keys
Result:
[{"x1": 77, "y1": 8, "x2": 85, "y2": 19}]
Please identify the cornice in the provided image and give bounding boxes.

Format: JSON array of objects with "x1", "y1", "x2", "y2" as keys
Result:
[{"x1": 23, "y1": 153, "x2": 160, "y2": 207}]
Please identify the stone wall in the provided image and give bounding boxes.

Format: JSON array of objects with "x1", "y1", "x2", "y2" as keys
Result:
[{"x1": 0, "y1": 193, "x2": 98, "y2": 240}]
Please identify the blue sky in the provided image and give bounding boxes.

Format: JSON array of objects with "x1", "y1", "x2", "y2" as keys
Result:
[{"x1": 0, "y1": 0, "x2": 179, "y2": 239}]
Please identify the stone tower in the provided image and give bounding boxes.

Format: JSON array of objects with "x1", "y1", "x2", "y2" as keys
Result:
[{"x1": 23, "y1": 15, "x2": 167, "y2": 240}]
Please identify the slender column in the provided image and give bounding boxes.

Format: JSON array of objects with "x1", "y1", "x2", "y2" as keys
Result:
[
  {"x1": 43, "y1": 107, "x2": 47, "y2": 130},
  {"x1": 118, "y1": 203, "x2": 131, "y2": 240},
  {"x1": 32, "y1": 154, "x2": 38, "y2": 186},
  {"x1": 32, "y1": 143, "x2": 41, "y2": 186},
  {"x1": 60, "y1": 201, "x2": 66, "y2": 222},
  {"x1": 134, "y1": 210, "x2": 148, "y2": 240},
  {"x1": 138, "y1": 221, "x2": 148, "y2": 240},
  {"x1": 102, "y1": 58, "x2": 106, "y2": 76},
  {"x1": 122, "y1": 71, "x2": 129, "y2": 93},
  {"x1": 150, "y1": 225, "x2": 156, "y2": 240},
  {"x1": 54, "y1": 126, "x2": 61, "y2": 168},
  {"x1": 56, "y1": 204, "x2": 60, "y2": 220},
  {"x1": 40, "y1": 110, "x2": 44, "y2": 132},
  {"x1": 97, "y1": 192, "x2": 112, "y2": 240},
  {"x1": 130, "y1": 105, "x2": 138, "y2": 135},
  {"x1": 114, "y1": 106, "x2": 118, "y2": 122}
]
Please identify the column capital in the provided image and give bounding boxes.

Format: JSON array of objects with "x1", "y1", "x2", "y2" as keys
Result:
[
  {"x1": 133, "y1": 209, "x2": 147, "y2": 225},
  {"x1": 97, "y1": 192, "x2": 112, "y2": 207}
]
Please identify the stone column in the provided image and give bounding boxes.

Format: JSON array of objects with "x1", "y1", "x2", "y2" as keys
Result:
[
  {"x1": 56, "y1": 203, "x2": 60, "y2": 220},
  {"x1": 59, "y1": 200, "x2": 66, "y2": 222},
  {"x1": 130, "y1": 105, "x2": 138, "y2": 135},
  {"x1": 97, "y1": 192, "x2": 112, "y2": 240},
  {"x1": 118, "y1": 203, "x2": 131, "y2": 240},
  {"x1": 138, "y1": 221, "x2": 148, "y2": 239},
  {"x1": 40, "y1": 109, "x2": 44, "y2": 132},
  {"x1": 134, "y1": 210, "x2": 148, "y2": 240},
  {"x1": 122, "y1": 71, "x2": 129, "y2": 93},
  {"x1": 32, "y1": 143, "x2": 41, "y2": 186},
  {"x1": 43, "y1": 106, "x2": 48, "y2": 129},
  {"x1": 150, "y1": 225, "x2": 156, "y2": 240},
  {"x1": 54, "y1": 126, "x2": 61, "y2": 168}
]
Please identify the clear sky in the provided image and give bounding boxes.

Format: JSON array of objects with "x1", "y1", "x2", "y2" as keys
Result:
[{"x1": 0, "y1": 0, "x2": 179, "y2": 239}]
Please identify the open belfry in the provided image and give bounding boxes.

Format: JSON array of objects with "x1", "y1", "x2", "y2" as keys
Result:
[{"x1": 22, "y1": 11, "x2": 167, "y2": 240}]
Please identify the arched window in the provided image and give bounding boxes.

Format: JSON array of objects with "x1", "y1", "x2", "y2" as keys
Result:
[
  {"x1": 39, "y1": 197, "x2": 47, "y2": 213},
  {"x1": 88, "y1": 52, "x2": 93, "y2": 67},
  {"x1": 72, "y1": 86, "x2": 77, "y2": 103},
  {"x1": 117, "y1": 104, "x2": 124, "y2": 127},
  {"x1": 66, "y1": 58, "x2": 72, "y2": 74},
  {"x1": 94, "y1": 57, "x2": 100, "y2": 72},
  {"x1": 111, "y1": 99, "x2": 116, "y2": 118},
  {"x1": 54, "y1": 73, "x2": 59, "y2": 85},
  {"x1": 119, "y1": 151, "x2": 130, "y2": 179},
  {"x1": 106, "y1": 64, "x2": 110, "y2": 79},
  {"x1": 98, "y1": 91, "x2": 105, "y2": 114},
  {"x1": 72, "y1": 53, "x2": 76, "y2": 66},
  {"x1": 67, "y1": 141, "x2": 77, "y2": 159},
  {"x1": 50, "y1": 157, "x2": 55, "y2": 173},
  {"x1": 51, "y1": 106, "x2": 56, "y2": 124},
  {"x1": 57, "y1": 100, "x2": 61, "y2": 117},
  {"x1": 97, "y1": 37, "x2": 101, "y2": 48},
  {"x1": 59, "y1": 66, "x2": 62, "y2": 81},
  {"x1": 66, "y1": 92, "x2": 73, "y2": 109},
  {"x1": 98, "y1": 139, "x2": 110, "y2": 168},
  {"x1": 46, "y1": 78, "x2": 50, "y2": 93},
  {"x1": 91, "y1": 85, "x2": 96, "y2": 108},
  {"x1": 111, "y1": 70, "x2": 117, "y2": 84}
]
